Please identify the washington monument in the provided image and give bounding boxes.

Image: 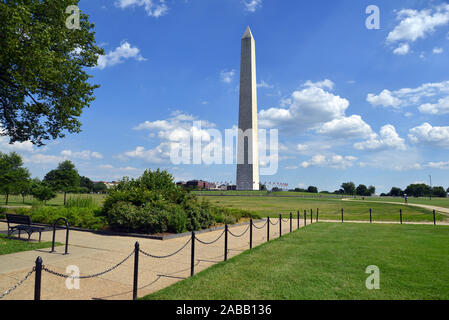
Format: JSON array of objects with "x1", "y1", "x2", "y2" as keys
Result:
[{"x1": 236, "y1": 27, "x2": 259, "y2": 191}]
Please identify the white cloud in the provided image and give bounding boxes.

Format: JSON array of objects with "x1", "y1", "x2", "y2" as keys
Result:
[
  {"x1": 23, "y1": 154, "x2": 63, "y2": 164},
  {"x1": 303, "y1": 79, "x2": 334, "y2": 90},
  {"x1": 296, "y1": 144, "x2": 308, "y2": 152},
  {"x1": 433, "y1": 47, "x2": 444, "y2": 54},
  {"x1": 393, "y1": 43, "x2": 410, "y2": 55},
  {"x1": 243, "y1": 0, "x2": 262, "y2": 12},
  {"x1": 386, "y1": 5, "x2": 449, "y2": 52},
  {"x1": 317, "y1": 115, "x2": 373, "y2": 139},
  {"x1": 427, "y1": 161, "x2": 449, "y2": 169},
  {"x1": 419, "y1": 96, "x2": 449, "y2": 115},
  {"x1": 259, "y1": 80, "x2": 349, "y2": 129},
  {"x1": 257, "y1": 80, "x2": 273, "y2": 89},
  {"x1": 408, "y1": 122, "x2": 449, "y2": 148},
  {"x1": 220, "y1": 69, "x2": 236, "y2": 84},
  {"x1": 115, "y1": 0, "x2": 168, "y2": 17},
  {"x1": 60, "y1": 150, "x2": 103, "y2": 160},
  {"x1": 354, "y1": 125, "x2": 406, "y2": 151},
  {"x1": 367, "y1": 90, "x2": 402, "y2": 108},
  {"x1": 301, "y1": 154, "x2": 357, "y2": 170},
  {"x1": 97, "y1": 41, "x2": 146, "y2": 69},
  {"x1": 366, "y1": 80, "x2": 449, "y2": 109}
]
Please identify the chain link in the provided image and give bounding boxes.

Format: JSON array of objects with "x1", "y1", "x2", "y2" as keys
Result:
[
  {"x1": 139, "y1": 237, "x2": 191, "y2": 259},
  {"x1": 43, "y1": 250, "x2": 134, "y2": 279},
  {"x1": 228, "y1": 225, "x2": 250, "y2": 238},
  {"x1": 252, "y1": 220, "x2": 268, "y2": 229},
  {"x1": 196, "y1": 230, "x2": 225, "y2": 245},
  {"x1": 269, "y1": 219, "x2": 279, "y2": 225},
  {"x1": 0, "y1": 268, "x2": 35, "y2": 299}
]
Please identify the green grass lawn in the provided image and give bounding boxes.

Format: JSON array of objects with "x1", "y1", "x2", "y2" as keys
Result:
[
  {"x1": 0, "y1": 233, "x2": 60, "y2": 255},
  {"x1": 144, "y1": 223, "x2": 449, "y2": 300},
  {"x1": 200, "y1": 196, "x2": 445, "y2": 222}
]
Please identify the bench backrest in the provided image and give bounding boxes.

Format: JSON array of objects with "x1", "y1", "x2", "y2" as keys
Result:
[{"x1": 6, "y1": 214, "x2": 31, "y2": 225}]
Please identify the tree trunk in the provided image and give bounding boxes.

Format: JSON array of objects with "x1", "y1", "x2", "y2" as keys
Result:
[
  {"x1": 64, "y1": 191, "x2": 66, "y2": 206},
  {"x1": 5, "y1": 193, "x2": 9, "y2": 205}
]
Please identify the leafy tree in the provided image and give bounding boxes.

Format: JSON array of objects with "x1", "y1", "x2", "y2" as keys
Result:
[
  {"x1": 79, "y1": 176, "x2": 94, "y2": 192},
  {"x1": 44, "y1": 160, "x2": 80, "y2": 205},
  {"x1": 368, "y1": 185, "x2": 376, "y2": 196},
  {"x1": 0, "y1": 0, "x2": 104, "y2": 145},
  {"x1": 356, "y1": 184, "x2": 368, "y2": 196},
  {"x1": 388, "y1": 187, "x2": 403, "y2": 197},
  {"x1": 0, "y1": 152, "x2": 30, "y2": 205},
  {"x1": 404, "y1": 184, "x2": 431, "y2": 197},
  {"x1": 259, "y1": 183, "x2": 267, "y2": 191},
  {"x1": 31, "y1": 180, "x2": 56, "y2": 203},
  {"x1": 341, "y1": 182, "x2": 356, "y2": 195},
  {"x1": 431, "y1": 186, "x2": 447, "y2": 198},
  {"x1": 307, "y1": 186, "x2": 318, "y2": 193},
  {"x1": 93, "y1": 181, "x2": 107, "y2": 193}
]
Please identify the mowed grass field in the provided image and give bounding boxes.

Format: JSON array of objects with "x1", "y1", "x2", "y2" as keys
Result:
[
  {"x1": 144, "y1": 223, "x2": 449, "y2": 300},
  {"x1": 199, "y1": 196, "x2": 445, "y2": 222}
]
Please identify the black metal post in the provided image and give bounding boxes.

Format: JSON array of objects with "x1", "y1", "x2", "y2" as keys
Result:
[
  {"x1": 250, "y1": 219, "x2": 253, "y2": 249},
  {"x1": 133, "y1": 242, "x2": 139, "y2": 300},
  {"x1": 297, "y1": 211, "x2": 300, "y2": 229},
  {"x1": 316, "y1": 208, "x2": 319, "y2": 222},
  {"x1": 400, "y1": 209, "x2": 402, "y2": 225},
  {"x1": 341, "y1": 208, "x2": 344, "y2": 223},
  {"x1": 279, "y1": 214, "x2": 282, "y2": 238},
  {"x1": 267, "y1": 217, "x2": 270, "y2": 242},
  {"x1": 190, "y1": 232, "x2": 195, "y2": 277},
  {"x1": 310, "y1": 209, "x2": 313, "y2": 224},
  {"x1": 34, "y1": 256, "x2": 42, "y2": 300},
  {"x1": 304, "y1": 210, "x2": 307, "y2": 226},
  {"x1": 370, "y1": 209, "x2": 372, "y2": 223},
  {"x1": 433, "y1": 210, "x2": 436, "y2": 226},
  {"x1": 224, "y1": 224, "x2": 228, "y2": 261},
  {"x1": 290, "y1": 213, "x2": 292, "y2": 233}
]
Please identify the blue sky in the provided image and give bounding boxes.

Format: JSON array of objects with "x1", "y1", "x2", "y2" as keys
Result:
[{"x1": 2, "y1": 0, "x2": 449, "y2": 193}]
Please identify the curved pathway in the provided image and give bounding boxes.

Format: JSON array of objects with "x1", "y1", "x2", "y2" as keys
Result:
[{"x1": 342, "y1": 198, "x2": 449, "y2": 218}]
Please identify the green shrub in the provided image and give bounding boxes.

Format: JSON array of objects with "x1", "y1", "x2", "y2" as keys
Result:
[
  {"x1": 0, "y1": 207, "x2": 6, "y2": 219},
  {"x1": 29, "y1": 206, "x2": 106, "y2": 230},
  {"x1": 102, "y1": 169, "x2": 260, "y2": 234},
  {"x1": 65, "y1": 196, "x2": 98, "y2": 209}
]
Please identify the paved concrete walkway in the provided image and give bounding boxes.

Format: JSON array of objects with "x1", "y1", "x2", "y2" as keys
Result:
[
  {"x1": 0, "y1": 218, "x2": 298, "y2": 300},
  {"x1": 342, "y1": 198, "x2": 449, "y2": 218}
]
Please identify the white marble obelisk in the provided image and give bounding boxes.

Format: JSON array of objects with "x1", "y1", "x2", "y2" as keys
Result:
[{"x1": 236, "y1": 27, "x2": 259, "y2": 191}]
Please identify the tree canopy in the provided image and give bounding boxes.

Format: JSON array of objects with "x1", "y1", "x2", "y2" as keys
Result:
[
  {"x1": 0, "y1": 0, "x2": 104, "y2": 145},
  {"x1": 0, "y1": 151, "x2": 30, "y2": 204}
]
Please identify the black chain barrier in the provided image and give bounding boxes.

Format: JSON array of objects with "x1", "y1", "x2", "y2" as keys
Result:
[
  {"x1": 228, "y1": 225, "x2": 250, "y2": 238},
  {"x1": 195, "y1": 230, "x2": 226, "y2": 245},
  {"x1": 253, "y1": 220, "x2": 268, "y2": 229},
  {"x1": 0, "y1": 267, "x2": 35, "y2": 299},
  {"x1": 9, "y1": 207, "x2": 437, "y2": 300},
  {"x1": 139, "y1": 237, "x2": 192, "y2": 259},
  {"x1": 43, "y1": 250, "x2": 135, "y2": 279}
]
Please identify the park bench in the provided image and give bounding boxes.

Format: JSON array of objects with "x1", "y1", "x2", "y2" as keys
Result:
[{"x1": 6, "y1": 214, "x2": 46, "y2": 242}]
